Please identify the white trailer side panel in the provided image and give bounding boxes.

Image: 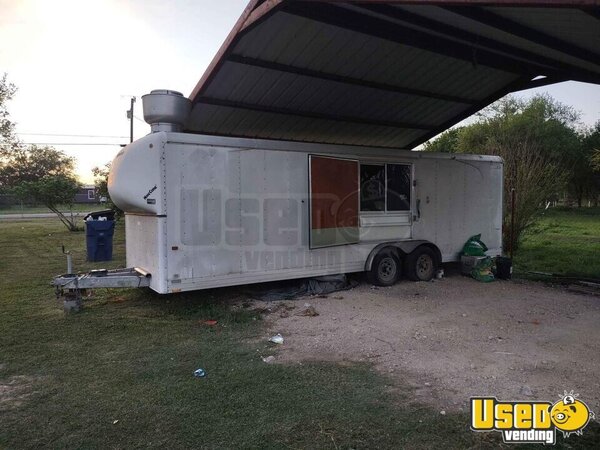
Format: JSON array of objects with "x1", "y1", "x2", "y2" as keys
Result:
[
  {"x1": 165, "y1": 143, "x2": 370, "y2": 293},
  {"x1": 111, "y1": 132, "x2": 503, "y2": 294},
  {"x1": 411, "y1": 158, "x2": 503, "y2": 260},
  {"x1": 125, "y1": 215, "x2": 168, "y2": 293}
]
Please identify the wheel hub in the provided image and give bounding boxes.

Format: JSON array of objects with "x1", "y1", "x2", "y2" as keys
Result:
[
  {"x1": 378, "y1": 257, "x2": 397, "y2": 282},
  {"x1": 416, "y1": 254, "x2": 433, "y2": 278}
]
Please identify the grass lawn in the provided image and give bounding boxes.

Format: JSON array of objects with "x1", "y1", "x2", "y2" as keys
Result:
[
  {"x1": 514, "y1": 207, "x2": 600, "y2": 280},
  {"x1": 1, "y1": 218, "x2": 598, "y2": 448},
  {"x1": 0, "y1": 219, "x2": 483, "y2": 449}
]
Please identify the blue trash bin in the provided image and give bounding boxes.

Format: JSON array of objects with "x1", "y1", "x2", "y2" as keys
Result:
[{"x1": 86, "y1": 220, "x2": 115, "y2": 262}]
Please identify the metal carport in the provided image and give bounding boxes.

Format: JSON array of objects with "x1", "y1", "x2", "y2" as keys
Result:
[{"x1": 186, "y1": 0, "x2": 600, "y2": 149}]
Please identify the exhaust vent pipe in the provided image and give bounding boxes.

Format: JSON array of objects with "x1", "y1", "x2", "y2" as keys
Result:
[{"x1": 142, "y1": 89, "x2": 191, "y2": 133}]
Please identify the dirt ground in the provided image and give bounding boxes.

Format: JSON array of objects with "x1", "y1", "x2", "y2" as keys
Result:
[{"x1": 254, "y1": 270, "x2": 600, "y2": 413}]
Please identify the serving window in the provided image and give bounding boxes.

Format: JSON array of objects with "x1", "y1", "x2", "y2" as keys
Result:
[{"x1": 360, "y1": 163, "x2": 411, "y2": 213}]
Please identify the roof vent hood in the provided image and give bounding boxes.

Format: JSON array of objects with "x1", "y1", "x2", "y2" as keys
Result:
[{"x1": 142, "y1": 89, "x2": 191, "y2": 133}]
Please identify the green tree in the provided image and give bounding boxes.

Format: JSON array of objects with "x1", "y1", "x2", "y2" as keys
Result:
[
  {"x1": 92, "y1": 162, "x2": 122, "y2": 217},
  {"x1": 4, "y1": 146, "x2": 81, "y2": 231},
  {"x1": 0, "y1": 75, "x2": 82, "y2": 230},
  {"x1": 590, "y1": 122, "x2": 600, "y2": 175},
  {"x1": 593, "y1": 150, "x2": 600, "y2": 173},
  {"x1": 422, "y1": 127, "x2": 461, "y2": 153},
  {"x1": 579, "y1": 121, "x2": 600, "y2": 206},
  {"x1": 484, "y1": 136, "x2": 565, "y2": 251},
  {"x1": 12, "y1": 175, "x2": 80, "y2": 230},
  {"x1": 456, "y1": 94, "x2": 581, "y2": 161},
  {"x1": 422, "y1": 94, "x2": 583, "y2": 251},
  {"x1": 0, "y1": 144, "x2": 77, "y2": 187},
  {"x1": 0, "y1": 73, "x2": 18, "y2": 155}
]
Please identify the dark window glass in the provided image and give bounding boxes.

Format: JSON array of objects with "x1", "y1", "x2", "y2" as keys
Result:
[
  {"x1": 360, "y1": 164, "x2": 385, "y2": 211},
  {"x1": 386, "y1": 164, "x2": 411, "y2": 211}
]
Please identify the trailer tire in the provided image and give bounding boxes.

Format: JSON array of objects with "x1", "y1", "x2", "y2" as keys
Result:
[
  {"x1": 405, "y1": 246, "x2": 437, "y2": 281},
  {"x1": 367, "y1": 250, "x2": 401, "y2": 286}
]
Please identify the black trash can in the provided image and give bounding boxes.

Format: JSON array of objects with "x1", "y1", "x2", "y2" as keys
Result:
[
  {"x1": 495, "y1": 256, "x2": 512, "y2": 280},
  {"x1": 85, "y1": 211, "x2": 116, "y2": 262}
]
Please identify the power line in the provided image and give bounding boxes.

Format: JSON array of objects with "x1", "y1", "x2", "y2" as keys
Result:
[
  {"x1": 17, "y1": 132, "x2": 129, "y2": 139},
  {"x1": 22, "y1": 142, "x2": 126, "y2": 146},
  {"x1": 15, "y1": 133, "x2": 128, "y2": 139}
]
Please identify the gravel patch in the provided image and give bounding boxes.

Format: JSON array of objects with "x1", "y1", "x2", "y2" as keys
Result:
[{"x1": 257, "y1": 273, "x2": 600, "y2": 413}]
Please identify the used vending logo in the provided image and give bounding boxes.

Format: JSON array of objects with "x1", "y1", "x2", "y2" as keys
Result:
[{"x1": 471, "y1": 391, "x2": 595, "y2": 445}]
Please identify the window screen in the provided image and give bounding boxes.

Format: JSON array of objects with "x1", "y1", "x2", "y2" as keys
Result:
[
  {"x1": 386, "y1": 164, "x2": 411, "y2": 211},
  {"x1": 360, "y1": 164, "x2": 385, "y2": 211}
]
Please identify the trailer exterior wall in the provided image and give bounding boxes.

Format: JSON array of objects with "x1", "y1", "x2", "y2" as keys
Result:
[
  {"x1": 411, "y1": 157, "x2": 503, "y2": 261},
  {"x1": 125, "y1": 215, "x2": 168, "y2": 293},
  {"x1": 166, "y1": 141, "x2": 369, "y2": 292},
  {"x1": 109, "y1": 132, "x2": 502, "y2": 294}
]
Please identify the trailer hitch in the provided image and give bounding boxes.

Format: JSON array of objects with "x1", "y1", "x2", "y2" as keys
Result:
[{"x1": 53, "y1": 267, "x2": 151, "y2": 313}]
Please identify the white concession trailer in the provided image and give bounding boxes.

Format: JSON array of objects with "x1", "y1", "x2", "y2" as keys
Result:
[
  {"x1": 103, "y1": 91, "x2": 503, "y2": 294},
  {"x1": 52, "y1": 0, "x2": 600, "y2": 306},
  {"x1": 53, "y1": 90, "x2": 503, "y2": 302}
]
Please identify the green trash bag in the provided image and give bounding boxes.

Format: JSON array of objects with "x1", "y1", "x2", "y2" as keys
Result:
[
  {"x1": 470, "y1": 256, "x2": 495, "y2": 282},
  {"x1": 462, "y1": 234, "x2": 488, "y2": 257}
]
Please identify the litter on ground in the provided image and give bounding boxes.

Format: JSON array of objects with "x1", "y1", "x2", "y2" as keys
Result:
[
  {"x1": 297, "y1": 305, "x2": 319, "y2": 317},
  {"x1": 269, "y1": 334, "x2": 284, "y2": 345}
]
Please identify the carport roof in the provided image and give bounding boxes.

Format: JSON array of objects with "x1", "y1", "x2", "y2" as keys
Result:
[{"x1": 187, "y1": 0, "x2": 600, "y2": 149}]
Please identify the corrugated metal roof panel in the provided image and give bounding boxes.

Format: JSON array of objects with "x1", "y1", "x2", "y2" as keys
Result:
[
  {"x1": 187, "y1": 1, "x2": 600, "y2": 149},
  {"x1": 205, "y1": 61, "x2": 474, "y2": 125},
  {"x1": 404, "y1": 6, "x2": 600, "y2": 74},
  {"x1": 488, "y1": 7, "x2": 600, "y2": 56},
  {"x1": 188, "y1": 104, "x2": 425, "y2": 147},
  {"x1": 235, "y1": 12, "x2": 517, "y2": 99}
]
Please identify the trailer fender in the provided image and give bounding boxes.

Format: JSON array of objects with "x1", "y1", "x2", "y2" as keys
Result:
[{"x1": 364, "y1": 241, "x2": 441, "y2": 272}]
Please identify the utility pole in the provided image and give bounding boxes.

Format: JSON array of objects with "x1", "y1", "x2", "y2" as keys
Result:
[{"x1": 126, "y1": 96, "x2": 136, "y2": 143}]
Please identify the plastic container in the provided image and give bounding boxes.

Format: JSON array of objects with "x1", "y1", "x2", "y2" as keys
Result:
[
  {"x1": 495, "y1": 256, "x2": 512, "y2": 280},
  {"x1": 84, "y1": 210, "x2": 116, "y2": 221},
  {"x1": 86, "y1": 219, "x2": 115, "y2": 262},
  {"x1": 460, "y1": 255, "x2": 487, "y2": 275}
]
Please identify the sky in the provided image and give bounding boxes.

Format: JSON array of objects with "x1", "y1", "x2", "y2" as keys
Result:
[{"x1": 1, "y1": 0, "x2": 599, "y2": 184}]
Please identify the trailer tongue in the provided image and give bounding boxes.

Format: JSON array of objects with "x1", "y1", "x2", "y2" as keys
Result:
[{"x1": 53, "y1": 268, "x2": 151, "y2": 312}]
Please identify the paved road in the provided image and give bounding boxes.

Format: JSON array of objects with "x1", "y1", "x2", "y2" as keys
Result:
[{"x1": 0, "y1": 212, "x2": 90, "y2": 220}]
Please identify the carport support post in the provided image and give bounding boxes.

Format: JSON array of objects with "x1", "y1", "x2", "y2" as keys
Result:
[{"x1": 510, "y1": 189, "x2": 516, "y2": 259}]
